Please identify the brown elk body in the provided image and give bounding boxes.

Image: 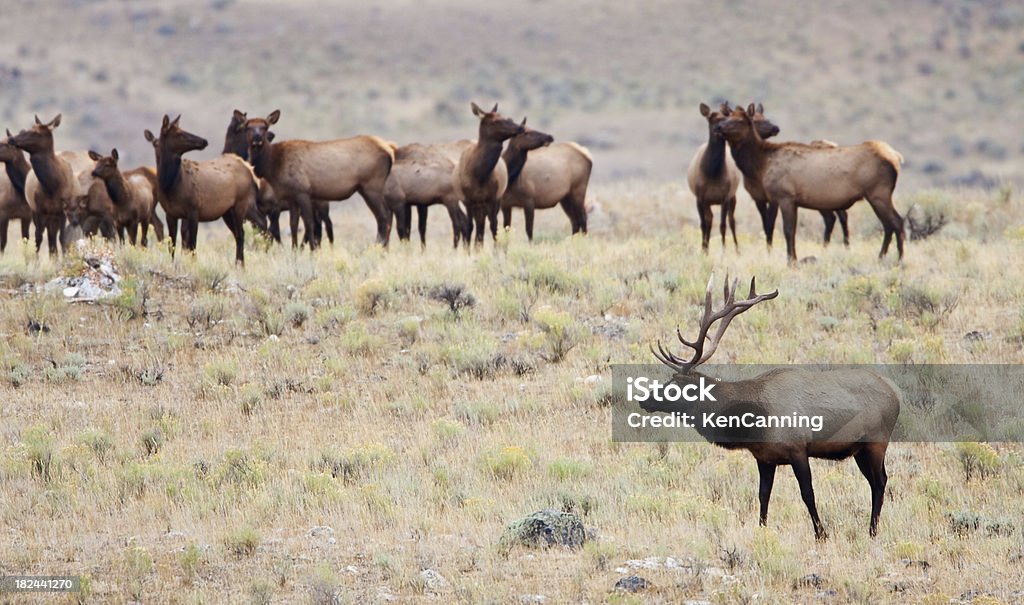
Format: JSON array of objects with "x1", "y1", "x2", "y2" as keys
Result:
[
  {"x1": 747, "y1": 105, "x2": 850, "y2": 248},
  {"x1": 453, "y1": 103, "x2": 524, "y2": 247},
  {"x1": 0, "y1": 137, "x2": 33, "y2": 253},
  {"x1": 223, "y1": 110, "x2": 333, "y2": 247},
  {"x1": 386, "y1": 140, "x2": 473, "y2": 248},
  {"x1": 646, "y1": 275, "x2": 900, "y2": 539},
  {"x1": 242, "y1": 110, "x2": 394, "y2": 249},
  {"x1": 500, "y1": 128, "x2": 593, "y2": 242},
  {"x1": 144, "y1": 115, "x2": 255, "y2": 264},
  {"x1": 716, "y1": 106, "x2": 905, "y2": 262},
  {"x1": 687, "y1": 103, "x2": 742, "y2": 252},
  {"x1": 88, "y1": 149, "x2": 164, "y2": 246},
  {"x1": 9, "y1": 115, "x2": 94, "y2": 255}
]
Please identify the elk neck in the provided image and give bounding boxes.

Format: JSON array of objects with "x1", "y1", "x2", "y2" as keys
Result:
[
  {"x1": 3, "y1": 152, "x2": 30, "y2": 198},
  {"x1": 101, "y1": 170, "x2": 131, "y2": 208},
  {"x1": 699, "y1": 130, "x2": 728, "y2": 180},
  {"x1": 469, "y1": 139, "x2": 505, "y2": 184},
  {"x1": 726, "y1": 132, "x2": 770, "y2": 183},
  {"x1": 502, "y1": 142, "x2": 529, "y2": 186},
  {"x1": 223, "y1": 131, "x2": 249, "y2": 161},
  {"x1": 28, "y1": 149, "x2": 66, "y2": 198},
  {"x1": 157, "y1": 150, "x2": 184, "y2": 193},
  {"x1": 250, "y1": 143, "x2": 277, "y2": 181}
]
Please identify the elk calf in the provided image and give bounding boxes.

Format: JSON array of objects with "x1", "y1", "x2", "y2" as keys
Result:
[{"x1": 88, "y1": 149, "x2": 163, "y2": 246}]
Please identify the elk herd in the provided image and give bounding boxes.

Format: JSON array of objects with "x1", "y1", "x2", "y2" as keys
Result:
[{"x1": 0, "y1": 100, "x2": 904, "y2": 265}]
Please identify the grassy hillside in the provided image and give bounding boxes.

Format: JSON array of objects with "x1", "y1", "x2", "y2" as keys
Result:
[{"x1": 2, "y1": 184, "x2": 1024, "y2": 602}]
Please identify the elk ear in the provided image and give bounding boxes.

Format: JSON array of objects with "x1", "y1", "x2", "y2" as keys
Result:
[
  {"x1": 757, "y1": 102, "x2": 764, "y2": 114},
  {"x1": 111, "y1": 148, "x2": 119, "y2": 161},
  {"x1": 233, "y1": 109, "x2": 246, "y2": 120},
  {"x1": 266, "y1": 109, "x2": 280, "y2": 125},
  {"x1": 491, "y1": 103, "x2": 499, "y2": 113},
  {"x1": 520, "y1": 117, "x2": 527, "y2": 127},
  {"x1": 144, "y1": 129, "x2": 156, "y2": 143},
  {"x1": 471, "y1": 102, "x2": 485, "y2": 117},
  {"x1": 5, "y1": 129, "x2": 12, "y2": 137},
  {"x1": 747, "y1": 103, "x2": 756, "y2": 115},
  {"x1": 699, "y1": 103, "x2": 711, "y2": 117},
  {"x1": 161, "y1": 115, "x2": 170, "y2": 130},
  {"x1": 720, "y1": 101, "x2": 731, "y2": 114},
  {"x1": 88, "y1": 150, "x2": 102, "y2": 161},
  {"x1": 49, "y1": 114, "x2": 62, "y2": 129},
  {"x1": 171, "y1": 115, "x2": 181, "y2": 128},
  {"x1": 34, "y1": 115, "x2": 42, "y2": 125}
]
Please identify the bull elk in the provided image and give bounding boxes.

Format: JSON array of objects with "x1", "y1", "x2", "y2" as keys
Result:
[
  {"x1": 241, "y1": 110, "x2": 394, "y2": 249},
  {"x1": 144, "y1": 115, "x2": 256, "y2": 264},
  {"x1": 453, "y1": 102, "x2": 524, "y2": 247},
  {"x1": 644, "y1": 275, "x2": 899, "y2": 539},
  {"x1": 8, "y1": 114, "x2": 94, "y2": 255},
  {"x1": 0, "y1": 136, "x2": 33, "y2": 253},
  {"x1": 223, "y1": 110, "x2": 333, "y2": 247},
  {"x1": 88, "y1": 149, "x2": 164, "y2": 246},
  {"x1": 386, "y1": 141, "x2": 473, "y2": 249},
  {"x1": 715, "y1": 105, "x2": 905, "y2": 262},
  {"x1": 499, "y1": 123, "x2": 594, "y2": 242}
]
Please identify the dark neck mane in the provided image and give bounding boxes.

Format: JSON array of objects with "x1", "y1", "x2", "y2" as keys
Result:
[
  {"x1": 700, "y1": 130, "x2": 728, "y2": 179},
  {"x1": 502, "y1": 143, "x2": 529, "y2": 185},
  {"x1": 3, "y1": 153, "x2": 30, "y2": 197},
  {"x1": 727, "y1": 129, "x2": 776, "y2": 183},
  {"x1": 101, "y1": 170, "x2": 130, "y2": 206},
  {"x1": 251, "y1": 144, "x2": 276, "y2": 180},
  {"x1": 223, "y1": 129, "x2": 248, "y2": 160},
  {"x1": 157, "y1": 150, "x2": 183, "y2": 193},
  {"x1": 470, "y1": 138, "x2": 504, "y2": 184},
  {"x1": 28, "y1": 149, "x2": 65, "y2": 197}
]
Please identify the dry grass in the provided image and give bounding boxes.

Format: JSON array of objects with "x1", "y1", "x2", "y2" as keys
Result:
[{"x1": 1, "y1": 183, "x2": 1024, "y2": 603}]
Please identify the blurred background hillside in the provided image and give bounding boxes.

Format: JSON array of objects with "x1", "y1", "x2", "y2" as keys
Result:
[{"x1": 0, "y1": 0, "x2": 1021, "y2": 191}]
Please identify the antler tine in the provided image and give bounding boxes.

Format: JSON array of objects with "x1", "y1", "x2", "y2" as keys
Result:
[
  {"x1": 650, "y1": 341, "x2": 687, "y2": 371},
  {"x1": 748, "y1": 276, "x2": 757, "y2": 298}
]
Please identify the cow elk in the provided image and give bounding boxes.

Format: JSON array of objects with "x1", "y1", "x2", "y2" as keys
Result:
[
  {"x1": 144, "y1": 115, "x2": 256, "y2": 264},
  {"x1": 88, "y1": 149, "x2": 164, "y2": 246},
  {"x1": 687, "y1": 102, "x2": 742, "y2": 252},
  {"x1": 9, "y1": 114, "x2": 94, "y2": 255},
  {"x1": 0, "y1": 135, "x2": 33, "y2": 253},
  {"x1": 453, "y1": 103, "x2": 524, "y2": 247},
  {"x1": 499, "y1": 122, "x2": 594, "y2": 242},
  {"x1": 645, "y1": 274, "x2": 900, "y2": 539},
  {"x1": 386, "y1": 141, "x2": 473, "y2": 248},
  {"x1": 716, "y1": 105, "x2": 905, "y2": 262},
  {"x1": 242, "y1": 110, "x2": 394, "y2": 249},
  {"x1": 223, "y1": 110, "x2": 333, "y2": 247}
]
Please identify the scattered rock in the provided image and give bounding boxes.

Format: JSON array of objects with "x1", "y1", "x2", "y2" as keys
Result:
[
  {"x1": 613, "y1": 575, "x2": 650, "y2": 593},
  {"x1": 42, "y1": 246, "x2": 122, "y2": 302},
  {"x1": 900, "y1": 559, "x2": 931, "y2": 570},
  {"x1": 498, "y1": 510, "x2": 587, "y2": 555},
  {"x1": 419, "y1": 569, "x2": 447, "y2": 592},
  {"x1": 795, "y1": 573, "x2": 825, "y2": 589},
  {"x1": 309, "y1": 526, "x2": 334, "y2": 538},
  {"x1": 799, "y1": 256, "x2": 819, "y2": 265},
  {"x1": 816, "y1": 589, "x2": 839, "y2": 599},
  {"x1": 964, "y1": 331, "x2": 990, "y2": 342},
  {"x1": 518, "y1": 595, "x2": 546, "y2": 604}
]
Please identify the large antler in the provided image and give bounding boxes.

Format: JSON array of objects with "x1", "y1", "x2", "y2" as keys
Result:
[{"x1": 651, "y1": 274, "x2": 778, "y2": 372}]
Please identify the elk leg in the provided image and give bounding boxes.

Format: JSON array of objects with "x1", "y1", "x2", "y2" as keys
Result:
[
  {"x1": 46, "y1": 214, "x2": 61, "y2": 256},
  {"x1": 268, "y1": 210, "x2": 282, "y2": 244},
  {"x1": 287, "y1": 201, "x2": 301, "y2": 249},
  {"x1": 488, "y1": 203, "x2": 499, "y2": 240},
  {"x1": 140, "y1": 220, "x2": 150, "y2": 247},
  {"x1": 821, "y1": 211, "x2": 836, "y2": 246},
  {"x1": 837, "y1": 210, "x2": 850, "y2": 246},
  {"x1": 866, "y1": 196, "x2": 904, "y2": 260},
  {"x1": 727, "y1": 196, "x2": 738, "y2": 251},
  {"x1": 321, "y1": 206, "x2": 334, "y2": 246},
  {"x1": 167, "y1": 217, "x2": 178, "y2": 257},
  {"x1": 779, "y1": 201, "x2": 798, "y2": 264},
  {"x1": 502, "y1": 206, "x2": 512, "y2": 232},
  {"x1": 33, "y1": 213, "x2": 44, "y2": 253},
  {"x1": 0, "y1": 218, "x2": 7, "y2": 253},
  {"x1": 791, "y1": 454, "x2": 827, "y2": 540},
  {"x1": 395, "y1": 204, "x2": 411, "y2": 241},
  {"x1": 697, "y1": 200, "x2": 713, "y2": 253},
  {"x1": 223, "y1": 209, "x2": 245, "y2": 265},
  {"x1": 854, "y1": 443, "x2": 889, "y2": 537},
  {"x1": 471, "y1": 205, "x2": 487, "y2": 248},
  {"x1": 357, "y1": 186, "x2": 391, "y2": 247},
  {"x1": 417, "y1": 204, "x2": 428, "y2": 249},
  {"x1": 128, "y1": 221, "x2": 139, "y2": 246},
  {"x1": 757, "y1": 461, "x2": 777, "y2": 526},
  {"x1": 446, "y1": 202, "x2": 464, "y2": 249},
  {"x1": 524, "y1": 204, "x2": 536, "y2": 242}
]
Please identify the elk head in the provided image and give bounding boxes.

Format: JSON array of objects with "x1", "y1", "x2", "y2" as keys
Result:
[
  {"x1": 712, "y1": 106, "x2": 757, "y2": 146},
  {"x1": 699, "y1": 102, "x2": 732, "y2": 140},
  {"x1": 154, "y1": 115, "x2": 208, "y2": 156},
  {"x1": 651, "y1": 273, "x2": 778, "y2": 376},
  {"x1": 63, "y1": 192, "x2": 90, "y2": 228},
  {"x1": 9, "y1": 114, "x2": 62, "y2": 153},
  {"x1": 245, "y1": 110, "x2": 279, "y2": 152},
  {"x1": 507, "y1": 118, "x2": 554, "y2": 152},
  {"x1": 470, "y1": 102, "x2": 525, "y2": 141},
  {"x1": 89, "y1": 148, "x2": 120, "y2": 180},
  {"x1": 0, "y1": 131, "x2": 23, "y2": 162},
  {"x1": 749, "y1": 102, "x2": 780, "y2": 139}
]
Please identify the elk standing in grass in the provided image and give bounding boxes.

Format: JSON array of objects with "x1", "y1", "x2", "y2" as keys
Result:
[
  {"x1": 716, "y1": 105, "x2": 904, "y2": 262},
  {"x1": 144, "y1": 115, "x2": 255, "y2": 264},
  {"x1": 9, "y1": 115, "x2": 94, "y2": 255},
  {"x1": 499, "y1": 122, "x2": 594, "y2": 242},
  {"x1": 241, "y1": 110, "x2": 394, "y2": 249},
  {"x1": 0, "y1": 136, "x2": 33, "y2": 253},
  {"x1": 386, "y1": 141, "x2": 473, "y2": 248},
  {"x1": 688, "y1": 102, "x2": 742, "y2": 252},
  {"x1": 88, "y1": 149, "x2": 164, "y2": 246},
  {"x1": 223, "y1": 110, "x2": 333, "y2": 246},
  {"x1": 454, "y1": 103, "x2": 524, "y2": 247},
  {"x1": 645, "y1": 275, "x2": 900, "y2": 539},
  {"x1": 746, "y1": 104, "x2": 850, "y2": 248}
]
